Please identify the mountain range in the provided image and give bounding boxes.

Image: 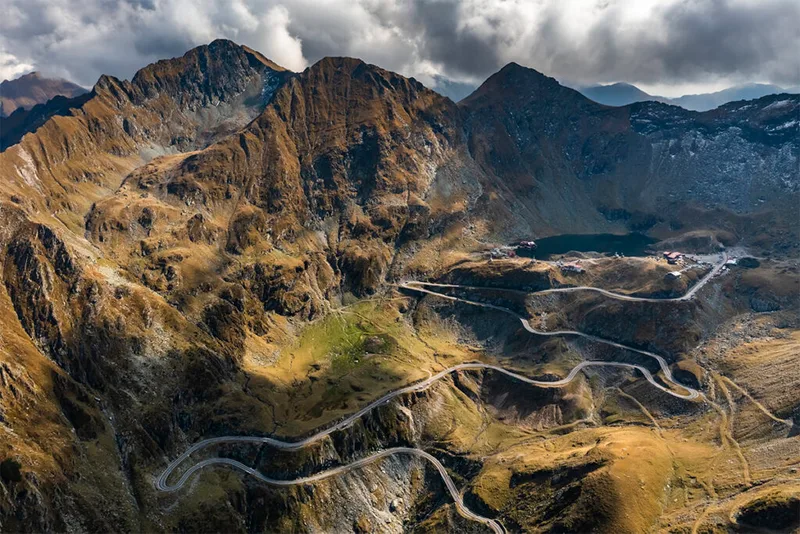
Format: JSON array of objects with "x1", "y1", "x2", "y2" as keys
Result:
[
  {"x1": 578, "y1": 81, "x2": 800, "y2": 111},
  {"x1": 5, "y1": 70, "x2": 798, "y2": 119},
  {"x1": 0, "y1": 71, "x2": 88, "y2": 117},
  {"x1": 0, "y1": 40, "x2": 798, "y2": 532}
]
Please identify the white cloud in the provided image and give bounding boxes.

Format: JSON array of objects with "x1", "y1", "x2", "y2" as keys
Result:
[
  {"x1": 0, "y1": 50, "x2": 34, "y2": 81},
  {"x1": 257, "y1": 5, "x2": 306, "y2": 71}
]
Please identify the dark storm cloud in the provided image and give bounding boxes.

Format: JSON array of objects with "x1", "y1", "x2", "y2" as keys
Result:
[
  {"x1": 409, "y1": 0, "x2": 502, "y2": 79},
  {"x1": 1, "y1": 0, "x2": 798, "y2": 93},
  {"x1": 653, "y1": 0, "x2": 800, "y2": 84},
  {"x1": 131, "y1": 32, "x2": 196, "y2": 58}
]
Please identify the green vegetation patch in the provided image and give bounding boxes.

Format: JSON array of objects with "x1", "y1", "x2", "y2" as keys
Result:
[
  {"x1": 328, "y1": 322, "x2": 385, "y2": 373},
  {"x1": 292, "y1": 302, "x2": 402, "y2": 376}
]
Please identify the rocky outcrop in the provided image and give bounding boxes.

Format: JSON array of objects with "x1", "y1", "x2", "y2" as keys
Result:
[
  {"x1": 0, "y1": 39, "x2": 292, "y2": 220},
  {"x1": 83, "y1": 55, "x2": 462, "y2": 329},
  {"x1": 461, "y1": 63, "x2": 799, "y2": 238},
  {"x1": 3, "y1": 223, "x2": 79, "y2": 366}
]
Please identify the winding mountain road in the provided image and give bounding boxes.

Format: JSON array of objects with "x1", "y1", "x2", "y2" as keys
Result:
[
  {"x1": 404, "y1": 252, "x2": 727, "y2": 303},
  {"x1": 398, "y1": 283, "x2": 700, "y2": 399},
  {"x1": 156, "y1": 360, "x2": 687, "y2": 533},
  {"x1": 156, "y1": 360, "x2": 697, "y2": 484},
  {"x1": 155, "y1": 255, "x2": 725, "y2": 532},
  {"x1": 159, "y1": 447, "x2": 505, "y2": 534}
]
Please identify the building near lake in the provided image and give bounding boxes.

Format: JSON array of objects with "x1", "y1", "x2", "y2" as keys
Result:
[
  {"x1": 560, "y1": 262, "x2": 585, "y2": 274},
  {"x1": 663, "y1": 251, "x2": 684, "y2": 264}
]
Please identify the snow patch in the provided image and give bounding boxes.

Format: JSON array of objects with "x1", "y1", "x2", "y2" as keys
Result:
[
  {"x1": 762, "y1": 99, "x2": 794, "y2": 111},
  {"x1": 772, "y1": 120, "x2": 798, "y2": 131}
]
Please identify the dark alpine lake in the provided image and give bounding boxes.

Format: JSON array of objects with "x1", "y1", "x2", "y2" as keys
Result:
[{"x1": 529, "y1": 233, "x2": 657, "y2": 260}]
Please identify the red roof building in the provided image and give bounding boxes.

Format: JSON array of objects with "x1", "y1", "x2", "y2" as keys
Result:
[
  {"x1": 560, "y1": 262, "x2": 585, "y2": 274},
  {"x1": 664, "y1": 251, "x2": 684, "y2": 264}
]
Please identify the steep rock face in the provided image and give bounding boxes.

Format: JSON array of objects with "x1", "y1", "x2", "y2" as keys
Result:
[
  {"x1": 0, "y1": 210, "x2": 129, "y2": 532},
  {"x1": 0, "y1": 206, "x2": 252, "y2": 532},
  {"x1": 125, "y1": 42, "x2": 285, "y2": 111},
  {"x1": 461, "y1": 64, "x2": 799, "y2": 237},
  {"x1": 3, "y1": 223, "x2": 79, "y2": 368},
  {"x1": 627, "y1": 96, "x2": 799, "y2": 213},
  {"x1": 0, "y1": 40, "x2": 291, "y2": 227},
  {"x1": 85, "y1": 56, "x2": 462, "y2": 319},
  {"x1": 461, "y1": 63, "x2": 640, "y2": 236}
]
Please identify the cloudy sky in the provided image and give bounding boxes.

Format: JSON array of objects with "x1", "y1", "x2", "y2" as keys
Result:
[{"x1": 2, "y1": 0, "x2": 799, "y2": 97}]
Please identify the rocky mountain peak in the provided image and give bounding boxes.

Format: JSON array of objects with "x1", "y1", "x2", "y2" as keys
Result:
[
  {"x1": 294, "y1": 56, "x2": 440, "y2": 115},
  {"x1": 126, "y1": 39, "x2": 288, "y2": 109},
  {"x1": 0, "y1": 40, "x2": 296, "y2": 224},
  {"x1": 461, "y1": 62, "x2": 578, "y2": 108},
  {"x1": 11, "y1": 71, "x2": 42, "y2": 80},
  {"x1": 308, "y1": 55, "x2": 368, "y2": 73},
  {"x1": 239, "y1": 43, "x2": 288, "y2": 72}
]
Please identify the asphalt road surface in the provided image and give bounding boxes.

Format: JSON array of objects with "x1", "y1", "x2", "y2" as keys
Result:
[
  {"x1": 159, "y1": 448, "x2": 505, "y2": 534},
  {"x1": 155, "y1": 257, "x2": 725, "y2": 531}
]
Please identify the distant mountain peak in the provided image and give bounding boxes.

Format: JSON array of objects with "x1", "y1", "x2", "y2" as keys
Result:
[
  {"x1": 577, "y1": 80, "x2": 795, "y2": 111},
  {"x1": 579, "y1": 82, "x2": 660, "y2": 107},
  {"x1": 0, "y1": 71, "x2": 88, "y2": 116},
  {"x1": 461, "y1": 62, "x2": 580, "y2": 108},
  {"x1": 495, "y1": 62, "x2": 556, "y2": 82},
  {"x1": 498, "y1": 61, "x2": 525, "y2": 72},
  {"x1": 11, "y1": 71, "x2": 41, "y2": 81}
]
